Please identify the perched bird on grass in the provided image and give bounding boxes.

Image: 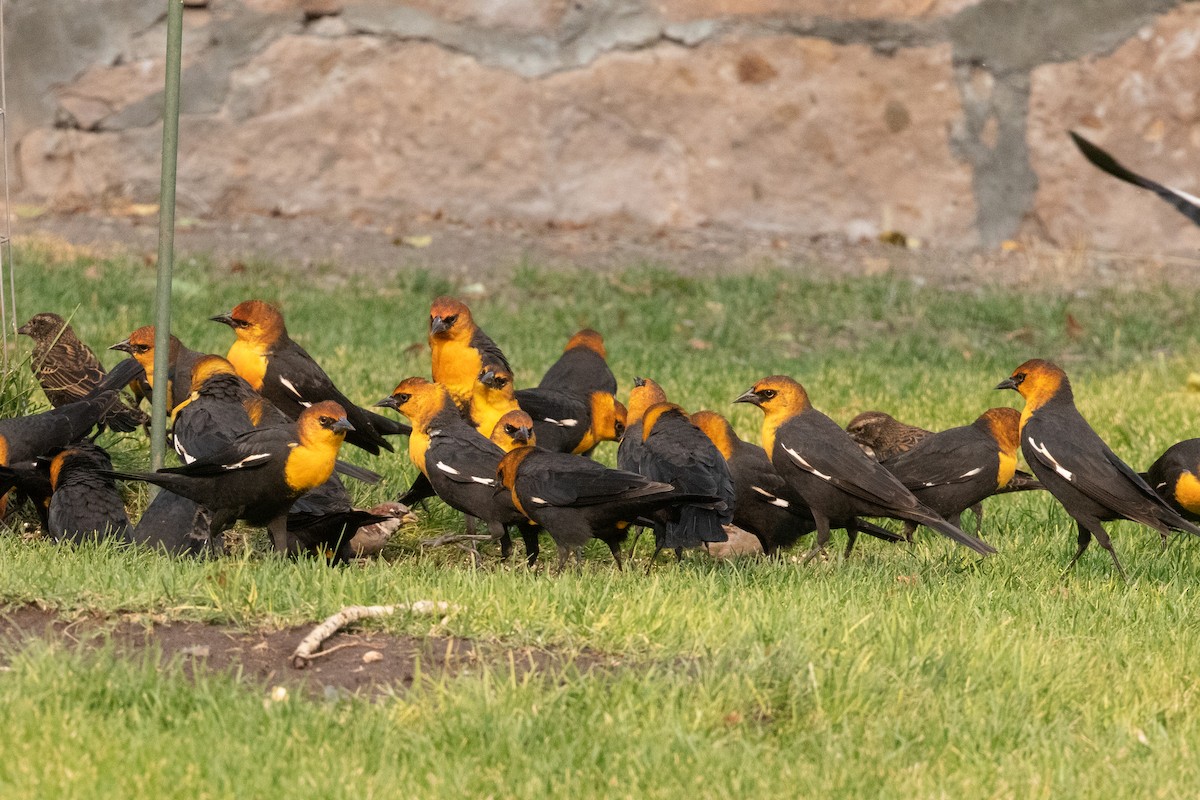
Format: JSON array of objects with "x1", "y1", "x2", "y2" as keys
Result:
[
  {"x1": 110, "y1": 325, "x2": 208, "y2": 412},
  {"x1": 736, "y1": 376, "x2": 995, "y2": 562},
  {"x1": 618, "y1": 378, "x2": 732, "y2": 557},
  {"x1": 515, "y1": 384, "x2": 627, "y2": 455},
  {"x1": 537, "y1": 328, "x2": 617, "y2": 397},
  {"x1": 691, "y1": 410, "x2": 903, "y2": 556},
  {"x1": 497, "y1": 445, "x2": 719, "y2": 570},
  {"x1": 998, "y1": 359, "x2": 1200, "y2": 577},
  {"x1": 879, "y1": 407, "x2": 1035, "y2": 540},
  {"x1": 469, "y1": 358, "x2": 520, "y2": 438},
  {"x1": 1144, "y1": 439, "x2": 1200, "y2": 523},
  {"x1": 42, "y1": 443, "x2": 131, "y2": 544},
  {"x1": 428, "y1": 296, "x2": 511, "y2": 414},
  {"x1": 376, "y1": 377, "x2": 537, "y2": 563},
  {"x1": 106, "y1": 401, "x2": 356, "y2": 555},
  {"x1": 211, "y1": 299, "x2": 408, "y2": 454},
  {"x1": 18, "y1": 312, "x2": 147, "y2": 433}
]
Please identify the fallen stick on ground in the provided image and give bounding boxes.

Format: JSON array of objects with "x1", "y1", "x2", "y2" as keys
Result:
[{"x1": 290, "y1": 601, "x2": 455, "y2": 669}]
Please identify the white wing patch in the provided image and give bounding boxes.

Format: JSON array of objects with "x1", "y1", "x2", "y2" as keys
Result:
[
  {"x1": 279, "y1": 376, "x2": 304, "y2": 399},
  {"x1": 1028, "y1": 438, "x2": 1073, "y2": 482},
  {"x1": 544, "y1": 418, "x2": 578, "y2": 428},
  {"x1": 531, "y1": 496, "x2": 549, "y2": 505},
  {"x1": 435, "y1": 461, "x2": 460, "y2": 475},
  {"x1": 222, "y1": 453, "x2": 271, "y2": 470},
  {"x1": 959, "y1": 467, "x2": 982, "y2": 479},
  {"x1": 471, "y1": 476, "x2": 495, "y2": 486},
  {"x1": 751, "y1": 486, "x2": 789, "y2": 508},
  {"x1": 783, "y1": 444, "x2": 832, "y2": 481},
  {"x1": 174, "y1": 438, "x2": 195, "y2": 465}
]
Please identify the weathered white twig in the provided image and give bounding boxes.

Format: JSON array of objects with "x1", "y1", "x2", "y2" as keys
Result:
[{"x1": 290, "y1": 601, "x2": 455, "y2": 669}]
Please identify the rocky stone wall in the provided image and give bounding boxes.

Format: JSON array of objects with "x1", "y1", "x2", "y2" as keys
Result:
[{"x1": 7, "y1": 0, "x2": 1200, "y2": 253}]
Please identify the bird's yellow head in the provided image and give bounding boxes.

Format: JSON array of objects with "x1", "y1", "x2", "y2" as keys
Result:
[
  {"x1": 429, "y1": 296, "x2": 474, "y2": 341},
  {"x1": 590, "y1": 393, "x2": 626, "y2": 443},
  {"x1": 627, "y1": 377, "x2": 668, "y2": 426},
  {"x1": 296, "y1": 401, "x2": 354, "y2": 446},
  {"x1": 375, "y1": 377, "x2": 453, "y2": 431},
  {"x1": 211, "y1": 300, "x2": 285, "y2": 345},
  {"x1": 996, "y1": 359, "x2": 1068, "y2": 418},
  {"x1": 188, "y1": 354, "x2": 239, "y2": 391},
  {"x1": 109, "y1": 325, "x2": 183, "y2": 384},
  {"x1": 490, "y1": 409, "x2": 536, "y2": 452},
  {"x1": 564, "y1": 328, "x2": 607, "y2": 358},
  {"x1": 690, "y1": 410, "x2": 737, "y2": 460},
  {"x1": 979, "y1": 406, "x2": 1021, "y2": 457},
  {"x1": 734, "y1": 376, "x2": 811, "y2": 416}
]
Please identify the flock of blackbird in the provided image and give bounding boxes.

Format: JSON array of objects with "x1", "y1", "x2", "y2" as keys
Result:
[{"x1": 4, "y1": 292, "x2": 1200, "y2": 579}]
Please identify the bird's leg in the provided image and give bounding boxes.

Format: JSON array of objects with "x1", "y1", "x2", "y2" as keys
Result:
[
  {"x1": 802, "y1": 515, "x2": 832, "y2": 564},
  {"x1": 268, "y1": 515, "x2": 301, "y2": 556},
  {"x1": 519, "y1": 523, "x2": 540, "y2": 568},
  {"x1": 900, "y1": 521, "x2": 917, "y2": 543},
  {"x1": 205, "y1": 509, "x2": 235, "y2": 558},
  {"x1": 464, "y1": 513, "x2": 479, "y2": 536},
  {"x1": 843, "y1": 522, "x2": 859, "y2": 560},
  {"x1": 626, "y1": 526, "x2": 646, "y2": 562},
  {"x1": 968, "y1": 503, "x2": 984, "y2": 535},
  {"x1": 645, "y1": 547, "x2": 664, "y2": 576},
  {"x1": 674, "y1": 547, "x2": 683, "y2": 563},
  {"x1": 1062, "y1": 522, "x2": 1093, "y2": 576},
  {"x1": 1082, "y1": 519, "x2": 1127, "y2": 582}
]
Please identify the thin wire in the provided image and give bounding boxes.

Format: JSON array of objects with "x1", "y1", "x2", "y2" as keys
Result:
[{"x1": 0, "y1": 0, "x2": 13, "y2": 371}]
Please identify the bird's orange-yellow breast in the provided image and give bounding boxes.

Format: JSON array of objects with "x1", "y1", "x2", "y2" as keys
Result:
[
  {"x1": 1173, "y1": 472, "x2": 1200, "y2": 515},
  {"x1": 0, "y1": 435, "x2": 9, "y2": 467},
  {"x1": 408, "y1": 431, "x2": 431, "y2": 479},
  {"x1": 996, "y1": 450, "x2": 1017, "y2": 490},
  {"x1": 284, "y1": 442, "x2": 338, "y2": 493},
  {"x1": 227, "y1": 339, "x2": 268, "y2": 391},
  {"x1": 431, "y1": 341, "x2": 482, "y2": 409}
]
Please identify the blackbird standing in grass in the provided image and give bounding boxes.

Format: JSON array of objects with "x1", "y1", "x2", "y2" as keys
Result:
[
  {"x1": 998, "y1": 359, "x2": 1200, "y2": 577},
  {"x1": 211, "y1": 299, "x2": 408, "y2": 454},
  {"x1": 515, "y1": 384, "x2": 626, "y2": 455},
  {"x1": 18, "y1": 312, "x2": 147, "y2": 433},
  {"x1": 110, "y1": 325, "x2": 209, "y2": 412},
  {"x1": 618, "y1": 378, "x2": 732, "y2": 557},
  {"x1": 497, "y1": 445, "x2": 719, "y2": 570},
  {"x1": 42, "y1": 443, "x2": 131, "y2": 544},
  {"x1": 469, "y1": 358, "x2": 520, "y2": 438},
  {"x1": 376, "y1": 377, "x2": 539, "y2": 564},
  {"x1": 537, "y1": 328, "x2": 617, "y2": 397},
  {"x1": 878, "y1": 407, "x2": 1035, "y2": 541},
  {"x1": 107, "y1": 401, "x2": 356, "y2": 555},
  {"x1": 736, "y1": 376, "x2": 995, "y2": 562},
  {"x1": 690, "y1": 410, "x2": 903, "y2": 556},
  {"x1": 1144, "y1": 438, "x2": 1200, "y2": 524},
  {"x1": 428, "y1": 296, "x2": 511, "y2": 415}
]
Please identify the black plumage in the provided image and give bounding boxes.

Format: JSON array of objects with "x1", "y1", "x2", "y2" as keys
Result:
[{"x1": 43, "y1": 444, "x2": 131, "y2": 544}]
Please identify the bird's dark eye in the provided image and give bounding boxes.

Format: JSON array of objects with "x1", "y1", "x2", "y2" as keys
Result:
[
  {"x1": 444, "y1": 315, "x2": 458, "y2": 326},
  {"x1": 495, "y1": 377, "x2": 508, "y2": 388},
  {"x1": 1012, "y1": 373, "x2": 1026, "y2": 386},
  {"x1": 760, "y1": 389, "x2": 777, "y2": 400},
  {"x1": 397, "y1": 393, "x2": 411, "y2": 404},
  {"x1": 133, "y1": 344, "x2": 150, "y2": 354},
  {"x1": 319, "y1": 416, "x2": 334, "y2": 426},
  {"x1": 614, "y1": 421, "x2": 626, "y2": 437},
  {"x1": 504, "y1": 425, "x2": 518, "y2": 435}
]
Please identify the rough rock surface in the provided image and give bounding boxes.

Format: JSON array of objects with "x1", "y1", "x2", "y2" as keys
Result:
[{"x1": 7, "y1": 0, "x2": 1198, "y2": 252}]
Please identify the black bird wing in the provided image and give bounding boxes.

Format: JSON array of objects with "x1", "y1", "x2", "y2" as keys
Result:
[
  {"x1": 880, "y1": 426, "x2": 996, "y2": 490},
  {"x1": 1070, "y1": 131, "x2": 1200, "y2": 226},
  {"x1": 173, "y1": 396, "x2": 255, "y2": 464},
  {"x1": 515, "y1": 451, "x2": 665, "y2": 508},
  {"x1": 159, "y1": 426, "x2": 291, "y2": 477},
  {"x1": 515, "y1": 388, "x2": 590, "y2": 453},
  {"x1": 643, "y1": 412, "x2": 735, "y2": 516},
  {"x1": 469, "y1": 328, "x2": 511, "y2": 375},
  {"x1": 538, "y1": 348, "x2": 616, "y2": 396}
]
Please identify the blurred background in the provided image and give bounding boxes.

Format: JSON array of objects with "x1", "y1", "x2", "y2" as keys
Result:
[{"x1": 6, "y1": 0, "x2": 1200, "y2": 262}]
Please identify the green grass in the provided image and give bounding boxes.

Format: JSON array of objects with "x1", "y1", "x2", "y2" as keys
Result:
[{"x1": 4, "y1": 242, "x2": 1200, "y2": 797}]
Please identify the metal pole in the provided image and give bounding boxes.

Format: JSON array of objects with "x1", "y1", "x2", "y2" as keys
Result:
[{"x1": 150, "y1": 0, "x2": 183, "y2": 476}]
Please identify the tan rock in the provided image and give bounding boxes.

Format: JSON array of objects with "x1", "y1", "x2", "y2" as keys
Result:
[
  {"x1": 54, "y1": 60, "x2": 165, "y2": 131},
  {"x1": 399, "y1": 0, "x2": 570, "y2": 30},
  {"x1": 654, "y1": 0, "x2": 980, "y2": 22},
  {"x1": 1027, "y1": 4, "x2": 1200, "y2": 253}
]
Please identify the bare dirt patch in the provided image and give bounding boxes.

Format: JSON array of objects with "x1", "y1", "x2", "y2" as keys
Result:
[{"x1": 0, "y1": 605, "x2": 618, "y2": 698}]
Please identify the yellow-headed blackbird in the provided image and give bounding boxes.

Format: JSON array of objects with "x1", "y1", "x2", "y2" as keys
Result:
[
  {"x1": 691, "y1": 410, "x2": 903, "y2": 556},
  {"x1": 489, "y1": 409, "x2": 536, "y2": 451},
  {"x1": 878, "y1": 407, "x2": 1033, "y2": 539},
  {"x1": 42, "y1": 443, "x2": 131, "y2": 544},
  {"x1": 18, "y1": 312, "x2": 148, "y2": 433},
  {"x1": 997, "y1": 359, "x2": 1200, "y2": 577},
  {"x1": 736, "y1": 376, "x2": 995, "y2": 561},
  {"x1": 617, "y1": 378, "x2": 732, "y2": 553},
  {"x1": 107, "y1": 401, "x2": 355, "y2": 554},
  {"x1": 1069, "y1": 131, "x2": 1200, "y2": 226},
  {"x1": 376, "y1": 377, "x2": 537, "y2": 562},
  {"x1": 211, "y1": 300, "x2": 408, "y2": 454},
  {"x1": 497, "y1": 445, "x2": 719, "y2": 570},
  {"x1": 0, "y1": 358, "x2": 143, "y2": 467},
  {"x1": 470, "y1": 359, "x2": 521, "y2": 438},
  {"x1": 1144, "y1": 439, "x2": 1200, "y2": 523},
  {"x1": 110, "y1": 324, "x2": 208, "y2": 412},
  {"x1": 537, "y1": 328, "x2": 617, "y2": 397},
  {"x1": 515, "y1": 385, "x2": 627, "y2": 455},
  {"x1": 428, "y1": 296, "x2": 511, "y2": 414}
]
